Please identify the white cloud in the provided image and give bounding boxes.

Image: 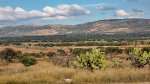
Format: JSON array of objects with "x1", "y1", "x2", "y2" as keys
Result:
[
  {"x1": 115, "y1": 9, "x2": 130, "y2": 16},
  {"x1": 0, "y1": 4, "x2": 90, "y2": 22},
  {"x1": 43, "y1": 4, "x2": 90, "y2": 16},
  {"x1": 15, "y1": 7, "x2": 26, "y2": 12}
]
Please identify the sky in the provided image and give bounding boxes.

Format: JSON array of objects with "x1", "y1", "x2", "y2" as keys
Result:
[{"x1": 0, "y1": 0, "x2": 150, "y2": 27}]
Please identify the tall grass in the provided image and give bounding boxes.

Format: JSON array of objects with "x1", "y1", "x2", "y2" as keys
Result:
[{"x1": 0, "y1": 61, "x2": 150, "y2": 84}]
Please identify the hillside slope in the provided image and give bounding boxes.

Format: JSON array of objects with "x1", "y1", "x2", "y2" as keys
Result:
[{"x1": 0, "y1": 19, "x2": 150, "y2": 37}]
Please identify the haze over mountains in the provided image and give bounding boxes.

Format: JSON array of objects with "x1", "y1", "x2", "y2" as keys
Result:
[{"x1": 0, "y1": 19, "x2": 150, "y2": 37}]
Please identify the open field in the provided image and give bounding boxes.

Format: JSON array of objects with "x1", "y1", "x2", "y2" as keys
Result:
[
  {"x1": 0, "y1": 1, "x2": 150, "y2": 83},
  {"x1": 0, "y1": 41, "x2": 150, "y2": 84},
  {"x1": 0, "y1": 44, "x2": 150, "y2": 53},
  {"x1": 0, "y1": 45, "x2": 44, "y2": 53},
  {"x1": 0, "y1": 60, "x2": 150, "y2": 84}
]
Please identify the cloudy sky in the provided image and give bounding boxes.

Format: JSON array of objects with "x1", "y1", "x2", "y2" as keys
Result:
[{"x1": 0, "y1": 0, "x2": 150, "y2": 27}]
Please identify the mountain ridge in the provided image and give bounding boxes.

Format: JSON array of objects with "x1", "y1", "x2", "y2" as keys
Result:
[{"x1": 0, "y1": 18, "x2": 150, "y2": 37}]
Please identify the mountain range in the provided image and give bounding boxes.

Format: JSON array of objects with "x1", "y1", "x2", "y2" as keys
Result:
[{"x1": 0, "y1": 19, "x2": 150, "y2": 37}]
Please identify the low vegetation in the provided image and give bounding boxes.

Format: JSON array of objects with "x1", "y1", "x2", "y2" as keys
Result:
[
  {"x1": 0, "y1": 61, "x2": 150, "y2": 84},
  {"x1": 0, "y1": 48, "x2": 21, "y2": 62},
  {"x1": 0, "y1": 45, "x2": 150, "y2": 83},
  {"x1": 127, "y1": 48, "x2": 150, "y2": 68},
  {"x1": 74, "y1": 49, "x2": 107, "y2": 71},
  {"x1": 19, "y1": 54, "x2": 37, "y2": 66}
]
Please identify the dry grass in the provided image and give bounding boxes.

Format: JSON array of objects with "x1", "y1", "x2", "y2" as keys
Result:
[
  {"x1": 0, "y1": 45, "x2": 97, "y2": 53},
  {"x1": 0, "y1": 61, "x2": 150, "y2": 84},
  {"x1": 0, "y1": 45, "x2": 44, "y2": 53},
  {"x1": 0, "y1": 45, "x2": 150, "y2": 84}
]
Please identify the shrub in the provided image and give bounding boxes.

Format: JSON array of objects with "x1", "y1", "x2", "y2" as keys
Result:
[
  {"x1": 19, "y1": 54, "x2": 37, "y2": 66},
  {"x1": 104, "y1": 47, "x2": 123, "y2": 54},
  {"x1": 57, "y1": 49, "x2": 65, "y2": 53},
  {"x1": 142, "y1": 47, "x2": 150, "y2": 53},
  {"x1": 71, "y1": 48, "x2": 92, "y2": 56},
  {"x1": 124, "y1": 47, "x2": 134, "y2": 54},
  {"x1": 26, "y1": 52, "x2": 46, "y2": 58},
  {"x1": 127, "y1": 48, "x2": 150, "y2": 68},
  {"x1": 57, "y1": 49, "x2": 68, "y2": 56},
  {"x1": 39, "y1": 52, "x2": 46, "y2": 57},
  {"x1": 73, "y1": 49, "x2": 107, "y2": 72},
  {"x1": 47, "y1": 52, "x2": 56, "y2": 58},
  {"x1": 0, "y1": 48, "x2": 21, "y2": 62}
]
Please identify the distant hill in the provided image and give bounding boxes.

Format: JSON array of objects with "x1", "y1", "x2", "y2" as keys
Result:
[{"x1": 0, "y1": 19, "x2": 150, "y2": 37}]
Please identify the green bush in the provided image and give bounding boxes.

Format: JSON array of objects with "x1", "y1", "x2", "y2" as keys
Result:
[
  {"x1": 47, "y1": 52, "x2": 56, "y2": 58},
  {"x1": 127, "y1": 48, "x2": 150, "y2": 68},
  {"x1": 73, "y1": 49, "x2": 107, "y2": 72},
  {"x1": 19, "y1": 54, "x2": 37, "y2": 66}
]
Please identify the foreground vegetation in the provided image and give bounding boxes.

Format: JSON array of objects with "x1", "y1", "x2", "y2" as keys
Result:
[
  {"x1": 0, "y1": 43, "x2": 150, "y2": 83},
  {"x1": 0, "y1": 61, "x2": 150, "y2": 84}
]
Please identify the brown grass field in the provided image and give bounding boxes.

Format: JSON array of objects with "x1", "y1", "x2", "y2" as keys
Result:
[
  {"x1": 0, "y1": 45, "x2": 97, "y2": 53},
  {"x1": 0, "y1": 45, "x2": 150, "y2": 84},
  {"x1": 0, "y1": 59, "x2": 150, "y2": 84}
]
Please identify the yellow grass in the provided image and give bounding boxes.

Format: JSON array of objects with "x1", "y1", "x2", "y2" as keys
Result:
[{"x1": 0, "y1": 61, "x2": 150, "y2": 84}]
